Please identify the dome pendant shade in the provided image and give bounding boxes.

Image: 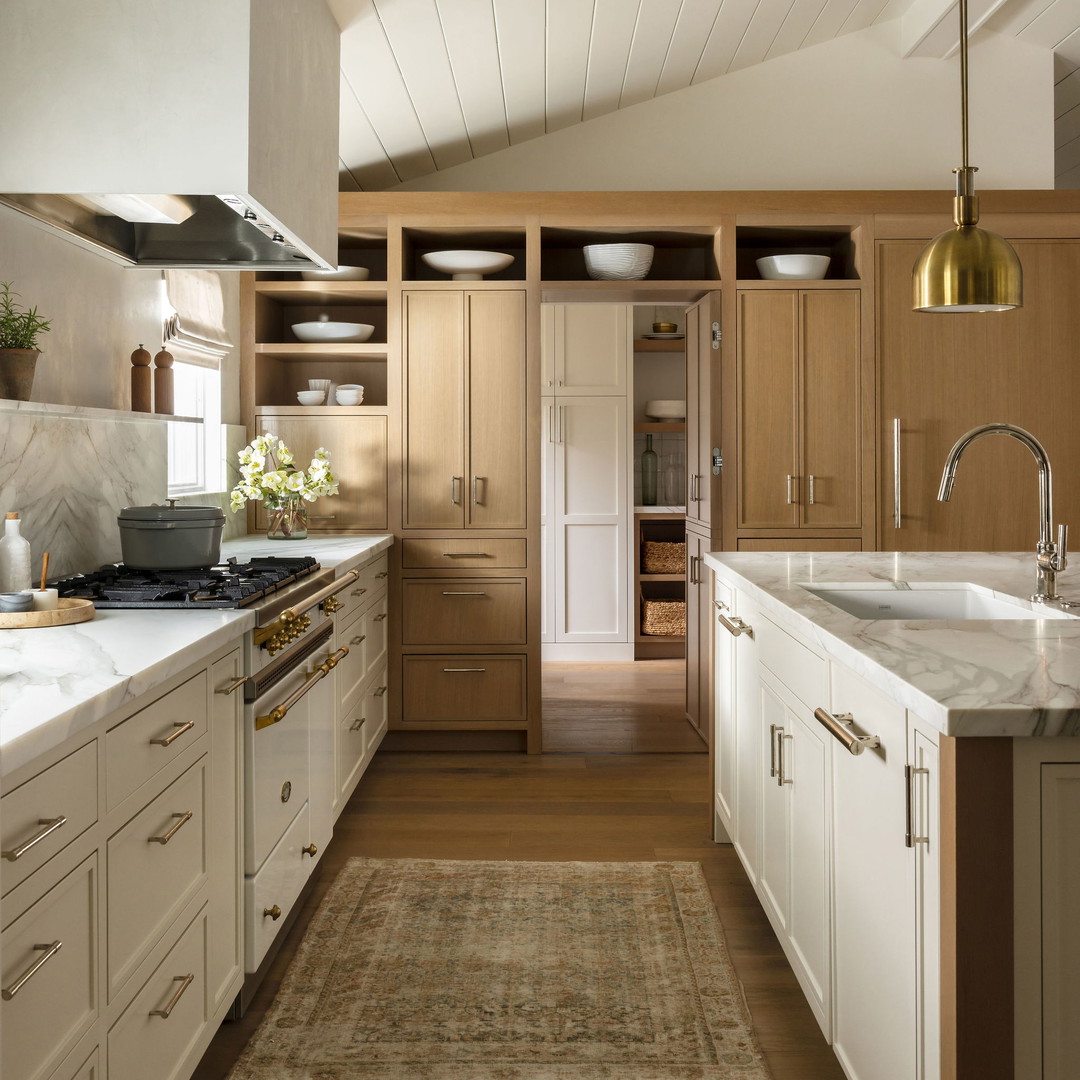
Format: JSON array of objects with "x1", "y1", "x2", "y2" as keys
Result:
[{"x1": 913, "y1": 222, "x2": 1023, "y2": 312}]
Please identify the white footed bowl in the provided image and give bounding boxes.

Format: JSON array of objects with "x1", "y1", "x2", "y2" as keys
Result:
[
  {"x1": 292, "y1": 321, "x2": 375, "y2": 343},
  {"x1": 584, "y1": 243, "x2": 654, "y2": 280},
  {"x1": 297, "y1": 389, "x2": 326, "y2": 405},
  {"x1": 421, "y1": 250, "x2": 515, "y2": 280},
  {"x1": 644, "y1": 399, "x2": 687, "y2": 420},
  {"x1": 756, "y1": 254, "x2": 831, "y2": 280},
  {"x1": 300, "y1": 265, "x2": 370, "y2": 281}
]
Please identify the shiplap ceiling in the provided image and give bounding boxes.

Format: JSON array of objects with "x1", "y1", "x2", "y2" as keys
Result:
[{"x1": 328, "y1": 0, "x2": 1080, "y2": 191}]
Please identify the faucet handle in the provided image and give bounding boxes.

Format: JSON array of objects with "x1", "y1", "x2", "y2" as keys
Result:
[{"x1": 1057, "y1": 524, "x2": 1069, "y2": 570}]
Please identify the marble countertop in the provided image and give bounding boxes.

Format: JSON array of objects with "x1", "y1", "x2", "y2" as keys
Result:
[
  {"x1": 704, "y1": 551, "x2": 1080, "y2": 738},
  {"x1": 0, "y1": 533, "x2": 394, "y2": 779}
]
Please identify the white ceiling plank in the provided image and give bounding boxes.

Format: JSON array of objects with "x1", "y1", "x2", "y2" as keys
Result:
[
  {"x1": 802, "y1": 0, "x2": 863, "y2": 48},
  {"x1": 985, "y1": 0, "x2": 1055, "y2": 35},
  {"x1": 1056, "y1": 101, "x2": 1080, "y2": 146},
  {"x1": 841, "y1": 0, "x2": 898, "y2": 33},
  {"x1": 437, "y1": 0, "x2": 511, "y2": 158},
  {"x1": 657, "y1": 0, "x2": 724, "y2": 95},
  {"x1": 373, "y1": 0, "x2": 473, "y2": 171},
  {"x1": 873, "y1": 0, "x2": 914, "y2": 24},
  {"x1": 693, "y1": 0, "x2": 765, "y2": 83},
  {"x1": 338, "y1": 160, "x2": 363, "y2": 192},
  {"x1": 901, "y1": 0, "x2": 1013, "y2": 58},
  {"x1": 1055, "y1": 42, "x2": 1080, "y2": 81},
  {"x1": 338, "y1": 9, "x2": 439, "y2": 182},
  {"x1": 1055, "y1": 157, "x2": 1080, "y2": 185},
  {"x1": 493, "y1": 0, "x2": 548, "y2": 144},
  {"x1": 338, "y1": 73, "x2": 402, "y2": 191},
  {"x1": 621, "y1": 0, "x2": 685, "y2": 109},
  {"x1": 767, "y1": 0, "x2": 831, "y2": 59},
  {"x1": 730, "y1": 0, "x2": 799, "y2": 71},
  {"x1": 547, "y1": 0, "x2": 597, "y2": 132},
  {"x1": 1016, "y1": 0, "x2": 1080, "y2": 49},
  {"x1": 1055, "y1": 129, "x2": 1080, "y2": 172},
  {"x1": 1056, "y1": 63, "x2": 1080, "y2": 113},
  {"x1": 582, "y1": 0, "x2": 640, "y2": 122}
]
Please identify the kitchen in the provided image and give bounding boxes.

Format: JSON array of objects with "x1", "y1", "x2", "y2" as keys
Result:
[{"x1": 3, "y1": 3, "x2": 1080, "y2": 1080}]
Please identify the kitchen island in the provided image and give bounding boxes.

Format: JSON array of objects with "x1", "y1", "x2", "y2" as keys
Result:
[{"x1": 705, "y1": 550, "x2": 1080, "y2": 1080}]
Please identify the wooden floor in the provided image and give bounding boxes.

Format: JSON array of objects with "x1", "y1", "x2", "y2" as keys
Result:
[{"x1": 193, "y1": 751, "x2": 843, "y2": 1080}]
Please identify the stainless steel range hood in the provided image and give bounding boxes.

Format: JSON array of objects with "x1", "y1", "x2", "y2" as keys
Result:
[{"x1": 0, "y1": 0, "x2": 340, "y2": 271}]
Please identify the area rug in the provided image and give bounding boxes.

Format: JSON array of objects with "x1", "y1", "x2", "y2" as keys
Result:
[{"x1": 227, "y1": 858, "x2": 771, "y2": 1079}]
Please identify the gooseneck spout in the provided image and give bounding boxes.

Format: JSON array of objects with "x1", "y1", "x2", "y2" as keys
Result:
[{"x1": 937, "y1": 423, "x2": 1068, "y2": 603}]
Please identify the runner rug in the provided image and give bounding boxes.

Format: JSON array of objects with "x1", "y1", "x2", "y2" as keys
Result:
[{"x1": 227, "y1": 858, "x2": 771, "y2": 1079}]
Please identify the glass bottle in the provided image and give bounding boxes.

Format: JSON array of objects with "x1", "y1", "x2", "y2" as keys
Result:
[
  {"x1": 0, "y1": 511, "x2": 32, "y2": 592},
  {"x1": 641, "y1": 434, "x2": 658, "y2": 506}
]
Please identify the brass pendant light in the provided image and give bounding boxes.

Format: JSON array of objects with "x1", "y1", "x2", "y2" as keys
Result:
[{"x1": 912, "y1": 0, "x2": 1022, "y2": 312}]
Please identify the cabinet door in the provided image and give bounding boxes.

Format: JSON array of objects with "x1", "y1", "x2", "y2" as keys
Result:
[
  {"x1": 911, "y1": 726, "x2": 940, "y2": 1080},
  {"x1": 712, "y1": 580, "x2": 736, "y2": 838},
  {"x1": 758, "y1": 678, "x2": 792, "y2": 933},
  {"x1": 801, "y1": 290, "x2": 861, "y2": 529},
  {"x1": 466, "y1": 290, "x2": 526, "y2": 528},
  {"x1": 541, "y1": 396, "x2": 555, "y2": 643},
  {"x1": 685, "y1": 293, "x2": 718, "y2": 531},
  {"x1": 732, "y1": 591, "x2": 761, "y2": 882},
  {"x1": 685, "y1": 527, "x2": 711, "y2": 742},
  {"x1": 543, "y1": 303, "x2": 630, "y2": 394},
  {"x1": 738, "y1": 291, "x2": 799, "y2": 528},
  {"x1": 255, "y1": 414, "x2": 388, "y2": 531},
  {"x1": 403, "y1": 291, "x2": 465, "y2": 528}
]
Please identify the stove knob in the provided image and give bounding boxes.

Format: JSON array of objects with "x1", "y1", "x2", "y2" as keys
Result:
[{"x1": 322, "y1": 595, "x2": 341, "y2": 614}]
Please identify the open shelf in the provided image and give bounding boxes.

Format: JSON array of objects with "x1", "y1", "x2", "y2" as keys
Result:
[
  {"x1": 634, "y1": 422, "x2": 685, "y2": 434},
  {"x1": 254, "y1": 404, "x2": 388, "y2": 417},
  {"x1": 540, "y1": 226, "x2": 720, "y2": 281},
  {"x1": 735, "y1": 225, "x2": 859, "y2": 280},
  {"x1": 255, "y1": 343, "x2": 388, "y2": 361},
  {"x1": 401, "y1": 226, "x2": 527, "y2": 282},
  {"x1": 253, "y1": 281, "x2": 388, "y2": 305},
  {"x1": 634, "y1": 337, "x2": 686, "y2": 352}
]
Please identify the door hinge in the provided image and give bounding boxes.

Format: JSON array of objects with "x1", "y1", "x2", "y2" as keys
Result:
[
  {"x1": 712, "y1": 447, "x2": 723, "y2": 474},
  {"x1": 711, "y1": 322, "x2": 721, "y2": 349}
]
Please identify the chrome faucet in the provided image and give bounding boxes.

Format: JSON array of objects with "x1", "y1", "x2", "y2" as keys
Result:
[{"x1": 937, "y1": 423, "x2": 1069, "y2": 604}]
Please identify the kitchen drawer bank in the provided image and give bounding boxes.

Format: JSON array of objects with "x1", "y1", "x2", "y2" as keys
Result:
[{"x1": 706, "y1": 550, "x2": 1080, "y2": 1080}]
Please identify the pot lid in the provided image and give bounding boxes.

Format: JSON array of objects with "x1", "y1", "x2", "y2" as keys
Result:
[{"x1": 119, "y1": 503, "x2": 225, "y2": 523}]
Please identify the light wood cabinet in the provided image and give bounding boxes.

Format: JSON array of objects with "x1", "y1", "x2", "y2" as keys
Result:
[
  {"x1": 403, "y1": 290, "x2": 526, "y2": 530},
  {"x1": 737, "y1": 289, "x2": 861, "y2": 531}
]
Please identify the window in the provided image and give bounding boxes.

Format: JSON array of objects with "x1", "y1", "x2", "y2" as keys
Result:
[{"x1": 167, "y1": 364, "x2": 223, "y2": 495}]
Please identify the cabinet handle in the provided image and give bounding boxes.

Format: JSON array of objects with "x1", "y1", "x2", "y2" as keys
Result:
[
  {"x1": 2, "y1": 941, "x2": 63, "y2": 1000},
  {"x1": 712, "y1": 600, "x2": 752, "y2": 637},
  {"x1": 687, "y1": 554, "x2": 697, "y2": 585},
  {"x1": 350, "y1": 634, "x2": 366, "y2": 645},
  {"x1": 376, "y1": 571, "x2": 388, "y2": 579},
  {"x1": 352, "y1": 586, "x2": 368, "y2": 597},
  {"x1": 893, "y1": 417, "x2": 902, "y2": 528},
  {"x1": 263, "y1": 905, "x2": 282, "y2": 921},
  {"x1": 786, "y1": 475, "x2": 796, "y2": 504},
  {"x1": 769, "y1": 723, "x2": 779, "y2": 777},
  {"x1": 905, "y1": 764, "x2": 931, "y2": 848},
  {"x1": 450, "y1": 476, "x2": 461, "y2": 505},
  {"x1": 808, "y1": 474, "x2": 816, "y2": 505},
  {"x1": 302, "y1": 843, "x2": 318, "y2": 857},
  {"x1": 149, "y1": 720, "x2": 196, "y2": 747},
  {"x1": 149, "y1": 972, "x2": 195, "y2": 1019},
  {"x1": 442, "y1": 552, "x2": 487, "y2": 558},
  {"x1": 255, "y1": 660, "x2": 331, "y2": 730},
  {"x1": 778, "y1": 731, "x2": 793, "y2": 786},
  {"x1": 556, "y1": 405, "x2": 564, "y2": 444},
  {"x1": 374, "y1": 686, "x2": 388, "y2": 697},
  {"x1": 689, "y1": 473, "x2": 699, "y2": 502},
  {"x1": 373, "y1": 612, "x2": 388, "y2": 621},
  {"x1": 350, "y1": 717, "x2": 366, "y2": 731},
  {"x1": 279, "y1": 569, "x2": 359, "y2": 622},
  {"x1": 2, "y1": 816, "x2": 66, "y2": 861},
  {"x1": 309, "y1": 515, "x2": 336, "y2": 520},
  {"x1": 442, "y1": 667, "x2": 487, "y2": 672},
  {"x1": 441, "y1": 590, "x2": 486, "y2": 596},
  {"x1": 472, "y1": 476, "x2": 484, "y2": 505},
  {"x1": 148, "y1": 810, "x2": 193, "y2": 845},
  {"x1": 216, "y1": 675, "x2": 248, "y2": 696},
  {"x1": 548, "y1": 404, "x2": 555, "y2": 443},
  {"x1": 813, "y1": 707, "x2": 881, "y2": 755}
]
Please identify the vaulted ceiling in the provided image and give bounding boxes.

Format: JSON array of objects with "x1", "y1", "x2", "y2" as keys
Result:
[{"x1": 327, "y1": 0, "x2": 1080, "y2": 191}]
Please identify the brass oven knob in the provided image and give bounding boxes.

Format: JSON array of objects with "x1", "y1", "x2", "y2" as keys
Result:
[
  {"x1": 302, "y1": 843, "x2": 318, "y2": 857},
  {"x1": 263, "y1": 905, "x2": 282, "y2": 921},
  {"x1": 322, "y1": 595, "x2": 341, "y2": 614}
]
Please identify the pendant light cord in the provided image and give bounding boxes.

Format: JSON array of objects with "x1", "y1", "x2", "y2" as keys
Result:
[{"x1": 960, "y1": 0, "x2": 969, "y2": 169}]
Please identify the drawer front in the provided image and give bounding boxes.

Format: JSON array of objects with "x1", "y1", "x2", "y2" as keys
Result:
[
  {"x1": 106, "y1": 671, "x2": 208, "y2": 810},
  {"x1": 713, "y1": 577, "x2": 734, "y2": 612},
  {"x1": 402, "y1": 538, "x2": 527, "y2": 569},
  {"x1": 757, "y1": 614, "x2": 827, "y2": 711},
  {"x1": 61, "y1": 1047, "x2": 99, "y2": 1080},
  {"x1": 334, "y1": 554, "x2": 390, "y2": 632},
  {"x1": 2, "y1": 742, "x2": 98, "y2": 897},
  {"x1": 338, "y1": 674, "x2": 388, "y2": 800},
  {"x1": 1, "y1": 855, "x2": 97, "y2": 1080},
  {"x1": 337, "y1": 595, "x2": 389, "y2": 707},
  {"x1": 402, "y1": 580, "x2": 526, "y2": 645},
  {"x1": 245, "y1": 803, "x2": 311, "y2": 973},
  {"x1": 108, "y1": 758, "x2": 207, "y2": 998},
  {"x1": 402, "y1": 657, "x2": 526, "y2": 723},
  {"x1": 108, "y1": 907, "x2": 207, "y2": 1080}
]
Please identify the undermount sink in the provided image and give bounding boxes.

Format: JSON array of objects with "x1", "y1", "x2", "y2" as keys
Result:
[{"x1": 800, "y1": 582, "x2": 1076, "y2": 621}]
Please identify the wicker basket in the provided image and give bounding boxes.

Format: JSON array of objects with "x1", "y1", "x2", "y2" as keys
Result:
[
  {"x1": 641, "y1": 597, "x2": 686, "y2": 637},
  {"x1": 642, "y1": 540, "x2": 686, "y2": 575}
]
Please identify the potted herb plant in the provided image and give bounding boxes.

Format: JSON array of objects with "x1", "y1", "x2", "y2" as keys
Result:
[{"x1": 0, "y1": 281, "x2": 51, "y2": 401}]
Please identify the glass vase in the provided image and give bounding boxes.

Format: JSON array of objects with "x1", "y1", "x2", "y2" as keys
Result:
[{"x1": 265, "y1": 495, "x2": 309, "y2": 540}]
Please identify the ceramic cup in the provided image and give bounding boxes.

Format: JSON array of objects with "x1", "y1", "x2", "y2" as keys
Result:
[
  {"x1": 0, "y1": 592, "x2": 34, "y2": 612},
  {"x1": 31, "y1": 588, "x2": 59, "y2": 611}
]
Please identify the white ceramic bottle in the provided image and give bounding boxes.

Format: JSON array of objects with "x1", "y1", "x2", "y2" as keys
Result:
[{"x1": 0, "y1": 511, "x2": 32, "y2": 592}]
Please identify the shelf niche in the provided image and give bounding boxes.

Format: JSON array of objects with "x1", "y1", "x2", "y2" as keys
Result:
[
  {"x1": 401, "y1": 226, "x2": 527, "y2": 282},
  {"x1": 540, "y1": 226, "x2": 720, "y2": 282},
  {"x1": 735, "y1": 225, "x2": 859, "y2": 281}
]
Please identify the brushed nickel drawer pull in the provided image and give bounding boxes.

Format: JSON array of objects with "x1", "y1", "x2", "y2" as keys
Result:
[
  {"x1": 893, "y1": 417, "x2": 902, "y2": 528},
  {"x1": 150, "y1": 720, "x2": 196, "y2": 747},
  {"x1": 350, "y1": 634, "x2": 366, "y2": 645},
  {"x1": 2, "y1": 941, "x2": 63, "y2": 1000},
  {"x1": 769, "y1": 723, "x2": 779, "y2": 778},
  {"x1": 813, "y1": 708, "x2": 881, "y2": 755},
  {"x1": 216, "y1": 675, "x2": 248, "y2": 696},
  {"x1": 374, "y1": 685, "x2": 388, "y2": 697},
  {"x1": 352, "y1": 586, "x2": 368, "y2": 597},
  {"x1": 149, "y1": 972, "x2": 195, "y2": 1019},
  {"x1": 376, "y1": 571, "x2": 389, "y2": 579},
  {"x1": 712, "y1": 601, "x2": 752, "y2": 637},
  {"x1": 905, "y1": 764, "x2": 931, "y2": 848},
  {"x1": 442, "y1": 667, "x2": 487, "y2": 673},
  {"x1": 808, "y1": 474, "x2": 816, "y2": 505},
  {"x1": 441, "y1": 591, "x2": 486, "y2": 596},
  {"x1": 3, "y1": 816, "x2": 67, "y2": 861},
  {"x1": 350, "y1": 717, "x2": 366, "y2": 731},
  {"x1": 148, "y1": 810, "x2": 193, "y2": 845},
  {"x1": 451, "y1": 475, "x2": 461, "y2": 505},
  {"x1": 786, "y1": 474, "x2": 796, "y2": 504},
  {"x1": 264, "y1": 904, "x2": 282, "y2": 921},
  {"x1": 373, "y1": 612, "x2": 388, "y2": 621},
  {"x1": 442, "y1": 552, "x2": 487, "y2": 558},
  {"x1": 309, "y1": 514, "x2": 337, "y2": 520},
  {"x1": 778, "y1": 731, "x2": 793, "y2": 786}
]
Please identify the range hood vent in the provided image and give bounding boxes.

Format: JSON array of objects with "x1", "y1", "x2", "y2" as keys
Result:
[{"x1": 0, "y1": 0, "x2": 339, "y2": 271}]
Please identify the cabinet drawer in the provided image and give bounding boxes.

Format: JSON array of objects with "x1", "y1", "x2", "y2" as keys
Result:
[
  {"x1": 338, "y1": 673, "x2": 388, "y2": 801},
  {"x1": 338, "y1": 594, "x2": 389, "y2": 707},
  {"x1": 108, "y1": 907, "x2": 207, "y2": 1080},
  {"x1": 402, "y1": 538, "x2": 527, "y2": 569},
  {"x1": 334, "y1": 554, "x2": 389, "y2": 631},
  {"x1": 402, "y1": 657, "x2": 526, "y2": 724},
  {"x1": 245, "y1": 803, "x2": 311, "y2": 973},
  {"x1": 2, "y1": 742, "x2": 98, "y2": 897},
  {"x1": 402, "y1": 579, "x2": 526, "y2": 645},
  {"x1": 107, "y1": 758, "x2": 207, "y2": 998},
  {"x1": 106, "y1": 671, "x2": 207, "y2": 810},
  {"x1": 757, "y1": 614, "x2": 827, "y2": 712},
  {"x1": 1, "y1": 855, "x2": 97, "y2": 1080}
]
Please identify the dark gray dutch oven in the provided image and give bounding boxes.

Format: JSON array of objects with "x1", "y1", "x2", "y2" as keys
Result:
[{"x1": 118, "y1": 502, "x2": 225, "y2": 570}]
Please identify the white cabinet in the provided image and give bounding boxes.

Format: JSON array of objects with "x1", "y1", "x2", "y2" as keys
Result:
[
  {"x1": 541, "y1": 303, "x2": 631, "y2": 394},
  {"x1": 712, "y1": 578, "x2": 736, "y2": 841}
]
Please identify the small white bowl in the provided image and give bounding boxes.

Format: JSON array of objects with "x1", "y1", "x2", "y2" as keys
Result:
[
  {"x1": 756, "y1": 254, "x2": 831, "y2": 280},
  {"x1": 583, "y1": 243, "x2": 654, "y2": 281},
  {"x1": 297, "y1": 389, "x2": 326, "y2": 406},
  {"x1": 307, "y1": 378, "x2": 331, "y2": 392},
  {"x1": 300, "y1": 265, "x2": 370, "y2": 281},
  {"x1": 644, "y1": 399, "x2": 687, "y2": 420},
  {"x1": 292, "y1": 319, "x2": 375, "y2": 343},
  {"x1": 336, "y1": 383, "x2": 364, "y2": 391},
  {"x1": 335, "y1": 388, "x2": 363, "y2": 405},
  {"x1": 421, "y1": 250, "x2": 514, "y2": 280}
]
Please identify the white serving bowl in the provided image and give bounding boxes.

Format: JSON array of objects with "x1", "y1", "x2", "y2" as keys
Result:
[
  {"x1": 335, "y1": 388, "x2": 363, "y2": 405},
  {"x1": 756, "y1": 254, "x2": 831, "y2": 280},
  {"x1": 420, "y1": 250, "x2": 515, "y2": 280},
  {"x1": 297, "y1": 389, "x2": 326, "y2": 405},
  {"x1": 644, "y1": 399, "x2": 687, "y2": 420},
  {"x1": 584, "y1": 243, "x2": 654, "y2": 280},
  {"x1": 300, "y1": 265, "x2": 370, "y2": 281},
  {"x1": 291, "y1": 319, "x2": 375, "y2": 343}
]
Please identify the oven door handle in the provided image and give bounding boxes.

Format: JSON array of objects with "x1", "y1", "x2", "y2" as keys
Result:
[
  {"x1": 279, "y1": 569, "x2": 361, "y2": 622},
  {"x1": 254, "y1": 646, "x2": 348, "y2": 732}
]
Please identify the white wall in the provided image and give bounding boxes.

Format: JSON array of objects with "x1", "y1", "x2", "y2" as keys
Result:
[{"x1": 389, "y1": 24, "x2": 1053, "y2": 192}]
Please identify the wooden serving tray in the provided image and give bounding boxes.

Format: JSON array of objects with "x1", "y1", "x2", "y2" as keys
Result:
[{"x1": 0, "y1": 597, "x2": 95, "y2": 629}]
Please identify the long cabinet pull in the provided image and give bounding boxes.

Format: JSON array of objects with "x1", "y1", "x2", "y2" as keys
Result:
[
  {"x1": 769, "y1": 723, "x2": 779, "y2": 777},
  {"x1": 350, "y1": 634, "x2": 366, "y2": 645},
  {"x1": 441, "y1": 591, "x2": 487, "y2": 596},
  {"x1": 1, "y1": 941, "x2": 62, "y2": 1000},
  {"x1": 149, "y1": 973, "x2": 195, "y2": 1019},
  {"x1": 255, "y1": 659, "x2": 334, "y2": 731},
  {"x1": 149, "y1": 720, "x2": 196, "y2": 747},
  {"x1": 442, "y1": 552, "x2": 487, "y2": 558},
  {"x1": 556, "y1": 405, "x2": 564, "y2": 444},
  {"x1": 450, "y1": 476, "x2": 460, "y2": 505},
  {"x1": 548, "y1": 403, "x2": 555, "y2": 443},
  {"x1": 279, "y1": 569, "x2": 359, "y2": 622},
  {"x1": 443, "y1": 667, "x2": 487, "y2": 672},
  {"x1": 712, "y1": 600, "x2": 752, "y2": 637},
  {"x1": 472, "y1": 476, "x2": 484, "y2": 505},
  {"x1": 216, "y1": 675, "x2": 248, "y2": 696},
  {"x1": 813, "y1": 707, "x2": 881, "y2": 755},
  {"x1": 808, "y1": 474, "x2": 816, "y2": 505},
  {"x1": 786, "y1": 474, "x2": 796, "y2": 505},
  {"x1": 778, "y1": 732, "x2": 793, "y2": 786},
  {"x1": 148, "y1": 810, "x2": 194, "y2": 845},
  {"x1": 688, "y1": 554, "x2": 698, "y2": 585},
  {"x1": 893, "y1": 417, "x2": 902, "y2": 528},
  {"x1": 2, "y1": 816, "x2": 66, "y2": 861},
  {"x1": 905, "y1": 764, "x2": 931, "y2": 848}
]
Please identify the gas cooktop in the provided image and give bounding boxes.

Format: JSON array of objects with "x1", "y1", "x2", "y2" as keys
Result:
[{"x1": 54, "y1": 556, "x2": 322, "y2": 609}]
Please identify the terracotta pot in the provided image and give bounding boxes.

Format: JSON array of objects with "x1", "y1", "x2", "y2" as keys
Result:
[{"x1": 0, "y1": 348, "x2": 39, "y2": 401}]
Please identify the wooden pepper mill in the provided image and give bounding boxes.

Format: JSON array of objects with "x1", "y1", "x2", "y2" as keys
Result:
[
  {"x1": 130, "y1": 343, "x2": 152, "y2": 412},
  {"x1": 153, "y1": 345, "x2": 174, "y2": 415}
]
